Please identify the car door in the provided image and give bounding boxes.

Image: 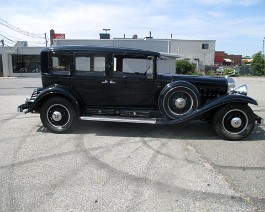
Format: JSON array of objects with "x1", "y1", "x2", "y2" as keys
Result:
[
  {"x1": 71, "y1": 53, "x2": 110, "y2": 106},
  {"x1": 107, "y1": 56, "x2": 160, "y2": 108}
]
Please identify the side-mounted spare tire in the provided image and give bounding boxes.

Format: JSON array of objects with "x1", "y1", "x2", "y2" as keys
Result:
[
  {"x1": 158, "y1": 81, "x2": 200, "y2": 119},
  {"x1": 40, "y1": 96, "x2": 76, "y2": 133}
]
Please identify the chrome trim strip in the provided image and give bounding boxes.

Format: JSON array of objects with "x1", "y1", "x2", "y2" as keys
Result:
[{"x1": 79, "y1": 116, "x2": 157, "y2": 124}]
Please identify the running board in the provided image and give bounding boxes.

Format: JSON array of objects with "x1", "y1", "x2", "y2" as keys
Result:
[{"x1": 79, "y1": 115, "x2": 157, "y2": 124}]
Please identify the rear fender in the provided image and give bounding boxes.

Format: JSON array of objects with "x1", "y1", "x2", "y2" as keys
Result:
[
  {"x1": 158, "y1": 94, "x2": 258, "y2": 124},
  {"x1": 26, "y1": 85, "x2": 82, "y2": 115}
]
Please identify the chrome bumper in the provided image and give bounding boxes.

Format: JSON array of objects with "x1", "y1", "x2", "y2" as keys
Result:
[
  {"x1": 17, "y1": 88, "x2": 42, "y2": 113},
  {"x1": 17, "y1": 99, "x2": 32, "y2": 112}
]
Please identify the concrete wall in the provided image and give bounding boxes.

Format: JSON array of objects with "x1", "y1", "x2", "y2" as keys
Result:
[
  {"x1": 171, "y1": 40, "x2": 215, "y2": 65},
  {"x1": 54, "y1": 39, "x2": 170, "y2": 53}
]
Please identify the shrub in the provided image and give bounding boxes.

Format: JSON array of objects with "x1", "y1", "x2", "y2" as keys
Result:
[
  {"x1": 251, "y1": 52, "x2": 265, "y2": 76},
  {"x1": 176, "y1": 60, "x2": 193, "y2": 74}
]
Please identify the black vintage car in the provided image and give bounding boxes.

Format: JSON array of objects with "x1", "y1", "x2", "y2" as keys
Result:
[{"x1": 18, "y1": 46, "x2": 262, "y2": 140}]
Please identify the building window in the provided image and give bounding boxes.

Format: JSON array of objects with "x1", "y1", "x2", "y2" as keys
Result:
[
  {"x1": 202, "y1": 44, "x2": 209, "y2": 49},
  {"x1": 12, "y1": 55, "x2": 41, "y2": 73}
]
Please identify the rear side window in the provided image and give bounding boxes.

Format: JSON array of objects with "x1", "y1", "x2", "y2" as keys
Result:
[{"x1": 51, "y1": 54, "x2": 72, "y2": 74}]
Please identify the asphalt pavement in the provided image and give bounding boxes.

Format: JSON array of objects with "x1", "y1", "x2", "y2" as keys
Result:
[{"x1": 0, "y1": 76, "x2": 264, "y2": 211}]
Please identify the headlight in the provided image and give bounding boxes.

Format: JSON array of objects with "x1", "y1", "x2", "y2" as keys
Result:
[
  {"x1": 226, "y1": 77, "x2": 235, "y2": 94},
  {"x1": 232, "y1": 84, "x2": 248, "y2": 95}
]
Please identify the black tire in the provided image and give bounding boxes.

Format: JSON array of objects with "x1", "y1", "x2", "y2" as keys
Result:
[
  {"x1": 40, "y1": 97, "x2": 76, "y2": 133},
  {"x1": 158, "y1": 82, "x2": 200, "y2": 119},
  {"x1": 213, "y1": 104, "x2": 255, "y2": 140}
]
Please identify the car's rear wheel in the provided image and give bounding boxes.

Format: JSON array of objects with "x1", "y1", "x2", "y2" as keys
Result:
[
  {"x1": 40, "y1": 97, "x2": 76, "y2": 133},
  {"x1": 159, "y1": 82, "x2": 200, "y2": 119},
  {"x1": 213, "y1": 104, "x2": 255, "y2": 140}
]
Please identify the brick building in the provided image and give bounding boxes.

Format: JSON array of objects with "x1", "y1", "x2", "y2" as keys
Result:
[{"x1": 214, "y1": 51, "x2": 242, "y2": 66}]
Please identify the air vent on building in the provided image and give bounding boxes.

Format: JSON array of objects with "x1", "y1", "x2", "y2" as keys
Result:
[
  {"x1": 99, "y1": 33, "x2": 110, "y2": 39},
  {"x1": 15, "y1": 41, "x2": 28, "y2": 47},
  {"x1": 132, "y1": 34, "x2": 138, "y2": 39}
]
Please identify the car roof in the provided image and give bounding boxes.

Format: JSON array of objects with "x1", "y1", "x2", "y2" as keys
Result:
[{"x1": 41, "y1": 45, "x2": 161, "y2": 57}]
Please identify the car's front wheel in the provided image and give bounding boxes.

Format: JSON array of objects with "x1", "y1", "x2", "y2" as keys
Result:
[
  {"x1": 213, "y1": 104, "x2": 255, "y2": 140},
  {"x1": 40, "y1": 97, "x2": 76, "y2": 133}
]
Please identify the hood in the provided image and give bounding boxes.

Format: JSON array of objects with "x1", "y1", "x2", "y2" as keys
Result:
[{"x1": 158, "y1": 73, "x2": 228, "y2": 85}]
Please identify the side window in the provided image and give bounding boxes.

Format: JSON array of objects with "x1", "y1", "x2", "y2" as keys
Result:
[
  {"x1": 74, "y1": 55, "x2": 105, "y2": 73},
  {"x1": 75, "y1": 56, "x2": 91, "y2": 71},
  {"x1": 51, "y1": 54, "x2": 71, "y2": 74},
  {"x1": 94, "y1": 57, "x2": 105, "y2": 72},
  {"x1": 123, "y1": 58, "x2": 152, "y2": 74}
]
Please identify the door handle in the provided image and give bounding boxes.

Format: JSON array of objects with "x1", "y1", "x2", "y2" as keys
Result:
[
  {"x1": 110, "y1": 80, "x2": 116, "y2": 84},
  {"x1": 101, "y1": 80, "x2": 108, "y2": 84}
]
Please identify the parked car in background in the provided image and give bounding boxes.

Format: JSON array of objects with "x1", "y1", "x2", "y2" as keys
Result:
[
  {"x1": 18, "y1": 46, "x2": 262, "y2": 140},
  {"x1": 216, "y1": 67, "x2": 224, "y2": 75}
]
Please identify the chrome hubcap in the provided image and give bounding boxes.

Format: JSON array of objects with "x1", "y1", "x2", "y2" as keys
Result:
[
  {"x1": 175, "y1": 98, "x2": 186, "y2": 109},
  {"x1": 230, "y1": 117, "x2": 242, "y2": 128},
  {"x1": 52, "y1": 111, "x2": 62, "y2": 122}
]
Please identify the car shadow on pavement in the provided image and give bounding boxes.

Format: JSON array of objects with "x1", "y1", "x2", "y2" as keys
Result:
[{"x1": 38, "y1": 120, "x2": 265, "y2": 141}]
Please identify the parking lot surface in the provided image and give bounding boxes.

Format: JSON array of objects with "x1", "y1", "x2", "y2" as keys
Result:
[{"x1": 0, "y1": 77, "x2": 264, "y2": 211}]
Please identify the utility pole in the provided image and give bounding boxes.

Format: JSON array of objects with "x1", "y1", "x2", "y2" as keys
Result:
[{"x1": 45, "y1": 33, "x2": 48, "y2": 47}]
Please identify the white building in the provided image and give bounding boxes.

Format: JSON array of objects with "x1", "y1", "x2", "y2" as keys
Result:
[
  {"x1": 0, "y1": 38, "x2": 215, "y2": 77},
  {"x1": 0, "y1": 42, "x2": 43, "y2": 77},
  {"x1": 54, "y1": 38, "x2": 215, "y2": 66}
]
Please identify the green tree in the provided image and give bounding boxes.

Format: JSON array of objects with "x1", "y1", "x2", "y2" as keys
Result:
[
  {"x1": 251, "y1": 51, "x2": 265, "y2": 76},
  {"x1": 176, "y1": 60, "x2": 193, "y2": 74}
]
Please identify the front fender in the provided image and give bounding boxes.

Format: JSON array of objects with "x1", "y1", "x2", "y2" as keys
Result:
[
  {"x1": 202, "y1": 94, "x2": 258, "y2": 108},
  {"x1": 26, "y1": 85, "x2": 82, "y2": 115},
  {"x1": 158, "y1": 94, "x2": 258, "y2": 125}
]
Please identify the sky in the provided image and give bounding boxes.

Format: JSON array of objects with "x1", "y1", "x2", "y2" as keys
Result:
[{"x1": 0, "y1": 0, "x2": 264, "y2": 56}]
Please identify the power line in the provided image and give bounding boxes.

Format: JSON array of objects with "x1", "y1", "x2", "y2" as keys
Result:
[
  {"x1": 0, "y1": 33, "x2": 16, "y2": 43},
  {"x1": 0, "y1": 18, "x2": 44, "y2": 39},
  {"x1": 0, "y1": 29, "x2": 29, "y2": 43},
  {"x1": 0, "y1": 29, "x2": 48, "y2": 46}
]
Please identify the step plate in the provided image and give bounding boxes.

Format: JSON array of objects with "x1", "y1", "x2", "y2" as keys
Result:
[{"x1": 80, "y1": 115, "x2": 157, "y2": 124}]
